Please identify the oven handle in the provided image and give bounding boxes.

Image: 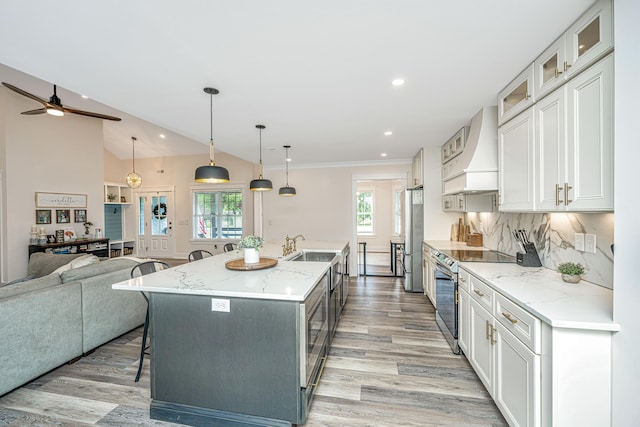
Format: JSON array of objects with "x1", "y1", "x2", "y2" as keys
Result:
[{"x1": 433, "y1": 259, "x2": 455, "y2": 280}]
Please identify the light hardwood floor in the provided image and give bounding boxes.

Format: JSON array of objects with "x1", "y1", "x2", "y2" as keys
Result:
[{"x1": 0, "y1": 275, "x2": 506, "y2": 426}]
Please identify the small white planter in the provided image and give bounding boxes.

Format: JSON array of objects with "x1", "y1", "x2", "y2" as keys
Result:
[{"x1": 244, "y1": 248, "x2": 260, "y2": 264}]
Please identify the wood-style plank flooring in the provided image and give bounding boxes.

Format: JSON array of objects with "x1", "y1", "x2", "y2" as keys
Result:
[{"x1": 0, "y1": 275, "x2": 506, "y2": 426}]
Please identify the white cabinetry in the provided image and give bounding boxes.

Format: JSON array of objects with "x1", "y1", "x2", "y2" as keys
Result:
[
  {"x1": 442, "y1": 193, "x2": 495, "y2": 213},
  {"x1": 498, "y1": 108, "x2": 535, "y2": 211},
  {"x1": 422, "y1": 244, "x2": 436, "y2": 308},
  {"x1": 441, "y1": 127, "x2": 467, "y2": 164},
  {"x1": 533, "y1": 0, "x2": 612, "y2": 100},
  {"x1": 534, "y1": 54, "x2": 613, "y2": 211},
  {"x1": 498, "y1": 64, "x2": 535, "y2": 126},
  {"x1": 411, "y1": 148, "x2": 423, "y2": 188},
  {"x1": 457, "y1": 271, "x2": 470, "y2": 354},
  {"x1": 103, "y1": 182, "x2": 136, "y2": 257}
]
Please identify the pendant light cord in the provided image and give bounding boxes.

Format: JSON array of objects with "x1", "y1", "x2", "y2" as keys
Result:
[
  {"x1": 209, "y1": 92, "x2": 215, "y2": 166},
  {"x1": 259, "y1": 126, "x2": 264, "y2": 178},
  {"x1": 285, "y1": 146, "x2": 290, "y2": 186},
  {"x1": 131, "y1": 136, "x2": 136, "y2": 172}
]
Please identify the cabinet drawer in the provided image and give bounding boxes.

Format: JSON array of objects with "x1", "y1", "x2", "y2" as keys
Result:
[
  {"x1": 469, "y1": 274, "x2": 494, "y2": 312},
  {"x1": 495, "y1": 293, "x2": 541, "y2": 354},
  {"x1": 458, "y1": 268, "x2": 470, "y2": 293}
]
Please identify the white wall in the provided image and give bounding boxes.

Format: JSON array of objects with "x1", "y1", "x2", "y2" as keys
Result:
[
  {"x1": 356, "y1": 180, "x2": 399, "y2": 252},
  {"x1": 422, "y1": 146, "x2": 461, "y2": 240},
  {"x1": 104, "y1": 150, "x2": 257, "y2": 257},
  {"x1": 0, "y1": 87, "x2": 105, "y2": 280},
  {"x1": 612, "y1": 1, "x2": 640, "y2": 424}
]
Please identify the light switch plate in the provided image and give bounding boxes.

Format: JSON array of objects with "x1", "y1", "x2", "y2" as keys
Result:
[
  {"x1": 211, "y1": 298, "x2": 230, "y2": 312},
  {"x1": 585, "y1": 234, "x2": 597, "y2": 254},
  {"x1": 575, "y1": 233, "x2": 585, "y2": 252}
]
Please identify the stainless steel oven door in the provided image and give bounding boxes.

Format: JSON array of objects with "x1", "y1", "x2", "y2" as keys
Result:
[
  {"x1": 300, "y1": 272, "x2": 329, "y2": 388},
  {"x1": 434, "y1": 260, "x2": 460, "y2": 354}
]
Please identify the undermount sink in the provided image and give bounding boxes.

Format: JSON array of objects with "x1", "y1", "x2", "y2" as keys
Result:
[{"x1": 290, "y1": 251, "x2": 337, "y2": 262}]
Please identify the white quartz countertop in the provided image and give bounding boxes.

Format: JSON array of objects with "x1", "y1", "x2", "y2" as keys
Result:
[
  {"x1": 423, "y1": 240, "x2": 619, "y2": 332},
  {"x1": 112, "y1": 240, "x2": 348, "y2": 302}
]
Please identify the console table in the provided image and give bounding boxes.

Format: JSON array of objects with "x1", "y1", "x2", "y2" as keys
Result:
[{"x1": 28, "y1": 238, "x2": 110, "y2": 258}]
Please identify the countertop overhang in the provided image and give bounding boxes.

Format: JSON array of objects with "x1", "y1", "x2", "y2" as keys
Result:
[{"x1": 112, "y1": 240, "x2": 349, "y2": 302}]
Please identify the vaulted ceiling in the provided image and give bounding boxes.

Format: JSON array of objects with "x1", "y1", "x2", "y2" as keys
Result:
[{"x1": 0, "y1": 1, "x2": 593, "y2": 166}]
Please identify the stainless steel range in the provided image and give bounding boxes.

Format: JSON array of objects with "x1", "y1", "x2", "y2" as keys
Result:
[{"x1": 432, "y1": 248, "x2": 515, "y2": 354}]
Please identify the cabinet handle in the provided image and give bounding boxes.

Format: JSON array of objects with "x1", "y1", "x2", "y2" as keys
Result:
[
  {"x1": 554, "y1": 68, "x2": 563, "y2": 78},
  {"x1": 490, "y1": 326, "x2": 497, "y2": 345},
  {"x1": 501, "y1": 312, "x2": 518, "y2": 324},
  {"x1": 474, "y1": 289, "x2": 485, "y2": 297},
  {"x1": 459, "y1": 199, "x2": 464, "y2": 209},
  {"x1": 312, "y1": 356, "x2": 328, "y2": 387},
  {"x1": 564, "y1": 183, "x2": 573, "y2": 205},
  {"x1": 455, "y1": 290, "x2": 459, "y2": 304},
  {"x1": 524, "y1": 92, "x2": 530, "y2": 101},
  {"x1": 459, "y1": 277, "x2": 466, "y2": 283},
  {"x1": 564, "y1": 61, "x2": 572, "y2": 72},
  {"x1": 485, "y1": 320, "x2": 491, "y2": 340},
  {"x1": 555, "y1": 183, "x2": 564, "y2": 206}
]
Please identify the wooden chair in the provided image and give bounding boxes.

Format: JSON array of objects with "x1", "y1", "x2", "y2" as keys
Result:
[
  {"x1": 223, "y1": 243, "x2": 236, "y2": 252},
  {"x1": 188, "y1": 249, "x2": 213, "y2": 262},
  {"x1": 130, "y1": 260, "x2": 170, "y2": 382}
]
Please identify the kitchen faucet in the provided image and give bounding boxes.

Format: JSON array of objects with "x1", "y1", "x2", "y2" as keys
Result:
[
  {"x1": 282, "y1": 234, "x2": 306, "y2": 256},
  {"x1": 292, "y1": 234, "x2": 305, "y2": 251}
]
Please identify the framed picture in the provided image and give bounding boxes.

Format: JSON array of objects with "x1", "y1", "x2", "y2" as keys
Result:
[
  {"x1": 74, "y1": 209, "x2": 87, "y2": 223},
  {"x1": 47, "y1": 234, "x2": 56, "y2": 243},
  {"x1": 36, "y1": 209, "x2": 51, "y2": 224},
  {"x1": 63, "y1": 228, "x2": 76, "y2": 242},
  {"x1": 36, "y1": 192, "x2": 87, "y2": 208},
  {"x1": 55, "y1": 230, "x2": 65, "y2": 243},
  {"x1": 56, "y1": 209, "x2": 71, "y2": 224}
]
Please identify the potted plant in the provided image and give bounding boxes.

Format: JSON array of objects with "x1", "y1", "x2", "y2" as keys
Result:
[
  {"x1": 238, "y1": 235, "x2": 264, "y2": 264},
  {"x1": 107, "y1": 193, "x2": 117, "y2": 202},
  {"x1": 557, "y1": 262, "x2": 585, "y2": 283}
]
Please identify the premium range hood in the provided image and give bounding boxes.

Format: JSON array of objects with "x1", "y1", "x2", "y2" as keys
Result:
[{"x1": 442, "y1": 106, "x2": 498, "y2": 195}]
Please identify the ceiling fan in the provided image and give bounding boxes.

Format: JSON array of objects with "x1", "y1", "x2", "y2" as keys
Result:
[{"x1": 1, "y1": 82, "x2": 121, "y2": 121}]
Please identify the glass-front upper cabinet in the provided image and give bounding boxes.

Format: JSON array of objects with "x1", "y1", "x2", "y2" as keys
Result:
[
  {"x1": 565, "y1": 0, "x2": 613, "y2": 78},
  {"x1": 533, "y1": 0, "x2": 612, "y2": 101},
  {"x1": 498, "y1": 63, "x2": 534, "y2": 126}
]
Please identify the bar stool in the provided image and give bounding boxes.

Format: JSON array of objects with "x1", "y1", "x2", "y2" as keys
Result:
[
  {"x1": 130, "y1": 260, "x2": 170, "y2": 382},
  {"x1": 223, "y1": 243, "x2": 236, "y2": 252},
  {"x1": 188, "y1": 249, "x2": 213, "y2": 262}
]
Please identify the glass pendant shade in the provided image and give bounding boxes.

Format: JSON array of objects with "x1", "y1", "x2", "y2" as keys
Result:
[
  {"x1": 250, "y1": 124, "x2": 272, "y2": 191},
  {"x1": 278, "y1": 145, "x2": 296, "y2": 196},
  {"x1": 195, "y1": 87, "x2": 230, "y2": 183},
  {"x1": 126, "y1": 136, "x2": 142, "y2": 189}
]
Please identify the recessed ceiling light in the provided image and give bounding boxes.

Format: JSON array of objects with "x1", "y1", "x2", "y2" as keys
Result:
[
  {"x1": 159, "y1": 134, "x2": 166, "y2": 139},
  {"x1": 391, "y1": 78, "x2": 405, "y2": 86},
  {"x1": 381, "y1": 153, "x2": 388, "y2": 157},
  {"x1": 384, "y1": 131, "x2": 393, "y2": 136},
  {"x1": 81, "y1": 94, "x2": 89, "y2": 99}
]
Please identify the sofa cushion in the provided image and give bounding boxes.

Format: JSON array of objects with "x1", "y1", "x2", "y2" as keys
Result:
[
  {"x1": 0, "y1": 274, "x2": 62, "y2": 299},
  {"x1": 60, "y1": 258, "x2": 140, "y2": 283},
  {"x1": 1, "y1": 275, "x2": 35, "y2": 287},
  {"x1": 27, "y1": 252, "x2": 87, "y2": 278},
  {"x1": 51, "y1": 254, "x2": 101, "y2": 275}
]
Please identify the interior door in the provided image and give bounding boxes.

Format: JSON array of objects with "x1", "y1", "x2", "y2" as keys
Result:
[{"x1": 137, "y1": 191, "x2": 175, "y2": 258}]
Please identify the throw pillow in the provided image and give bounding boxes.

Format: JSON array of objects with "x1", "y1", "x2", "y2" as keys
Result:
[{"x1": 51, "y1": 254, "x2": 100, "y2": 276}]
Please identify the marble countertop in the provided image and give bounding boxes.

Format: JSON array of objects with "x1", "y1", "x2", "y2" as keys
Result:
[
  {"x1": 423, "y1": 240, "x2": 618, "y2": 332},
  {"x1": 112, "y1": 240, "x2": 348, "y2": 302},
  {"x1": 424, "y1": 240, "x2": 491, "y2": 251}
]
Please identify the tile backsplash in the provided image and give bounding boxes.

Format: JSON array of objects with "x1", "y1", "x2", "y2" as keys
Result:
[{"x1": 466, "y1": 211, "x2": 614, "y2": 289}]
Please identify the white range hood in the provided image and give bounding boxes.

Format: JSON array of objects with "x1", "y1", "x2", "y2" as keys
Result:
[{"x1": 442, "y1": 106, "x2": 498, "y2": 195}]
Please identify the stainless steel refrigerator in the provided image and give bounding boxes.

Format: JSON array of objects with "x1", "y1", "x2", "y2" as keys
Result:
[{"x1": 404, "y1": 188, "x2": 424, "y2": 292}]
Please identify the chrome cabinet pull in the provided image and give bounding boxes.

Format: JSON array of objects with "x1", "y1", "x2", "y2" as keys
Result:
[
  {"x1": 474, "y1": 289, "x2": 485, "y2": 297},
  {"x1": 564, "y1": 183, "x2": 573, "y2": 205},
  {"x1": 502, "y1": 312, "x2": 518, "y2": 324}
]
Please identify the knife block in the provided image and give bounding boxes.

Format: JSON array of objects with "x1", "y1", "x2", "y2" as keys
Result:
[{"x1": 516, "y1": 243, "x2": 542, "y2": 267}]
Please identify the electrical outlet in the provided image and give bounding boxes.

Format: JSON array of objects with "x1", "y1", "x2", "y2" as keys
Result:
[
  {"x1": 585, "y1": 234, "x2": 597, "y2": 254},
  {"x1": 575, "y1": 233, "x2": 585, "y2": 252},
  {"x1": 211, "y1": 298, "x2": 230, "y2": 312}
]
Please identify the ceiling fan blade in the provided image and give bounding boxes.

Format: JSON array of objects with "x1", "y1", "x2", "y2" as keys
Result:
[
  {"x1": 21, "y1": 108, "x2": 47, "y2": 115},
  {"x1": 63, "y1": 107, "x2": 122, "y2": 121},
  {"x1": 1, "y1": 82, "x2": 48, "y2": 106}
]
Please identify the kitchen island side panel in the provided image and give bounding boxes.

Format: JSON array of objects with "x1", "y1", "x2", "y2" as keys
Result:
[{"x1": 150, "y1": 293, "x2": 302, "y2": 423}]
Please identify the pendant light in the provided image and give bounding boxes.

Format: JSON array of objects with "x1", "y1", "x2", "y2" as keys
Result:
[
  {"x1": 249, "y1": 124, "x2": 273, "y2": 191},
  {"x1": 279, "y1": 145, "x2": 296, "y2": 196},
  {"x1": 126, "y1": 136, "x2": 142, "y2": 189},
  {"x1": 195, "y1": 87, "x2": 230, "y2": 183}
]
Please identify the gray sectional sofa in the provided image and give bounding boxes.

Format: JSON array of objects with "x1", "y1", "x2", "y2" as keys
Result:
[{"x1": 0, "y1": 253, "x2": 147, "y2": 397}]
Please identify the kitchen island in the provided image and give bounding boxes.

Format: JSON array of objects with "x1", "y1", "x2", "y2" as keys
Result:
[{"x1": 112, "y1": 240, "x2": 349, "y2": 427}]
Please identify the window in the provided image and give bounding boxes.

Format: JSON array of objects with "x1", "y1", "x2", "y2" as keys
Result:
[
  {"x1": 193, "y1": 190, "x2": 243, "y2": 239},
  {"x1": 356, "y1": 190, "x2": 374, "y2": 235}
]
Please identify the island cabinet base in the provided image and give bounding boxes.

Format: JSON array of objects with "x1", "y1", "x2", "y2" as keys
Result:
[{"x1": 149, "y1": 292, "x2": 306, "y2": 426}]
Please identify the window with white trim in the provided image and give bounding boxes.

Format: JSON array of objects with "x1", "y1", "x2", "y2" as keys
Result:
[
  {"x1": 356, "y1": 190, "x2": 374, "y2": 235},
  {"x1": 193, "y1": 190, "x2": 243, "y2": 239}
]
